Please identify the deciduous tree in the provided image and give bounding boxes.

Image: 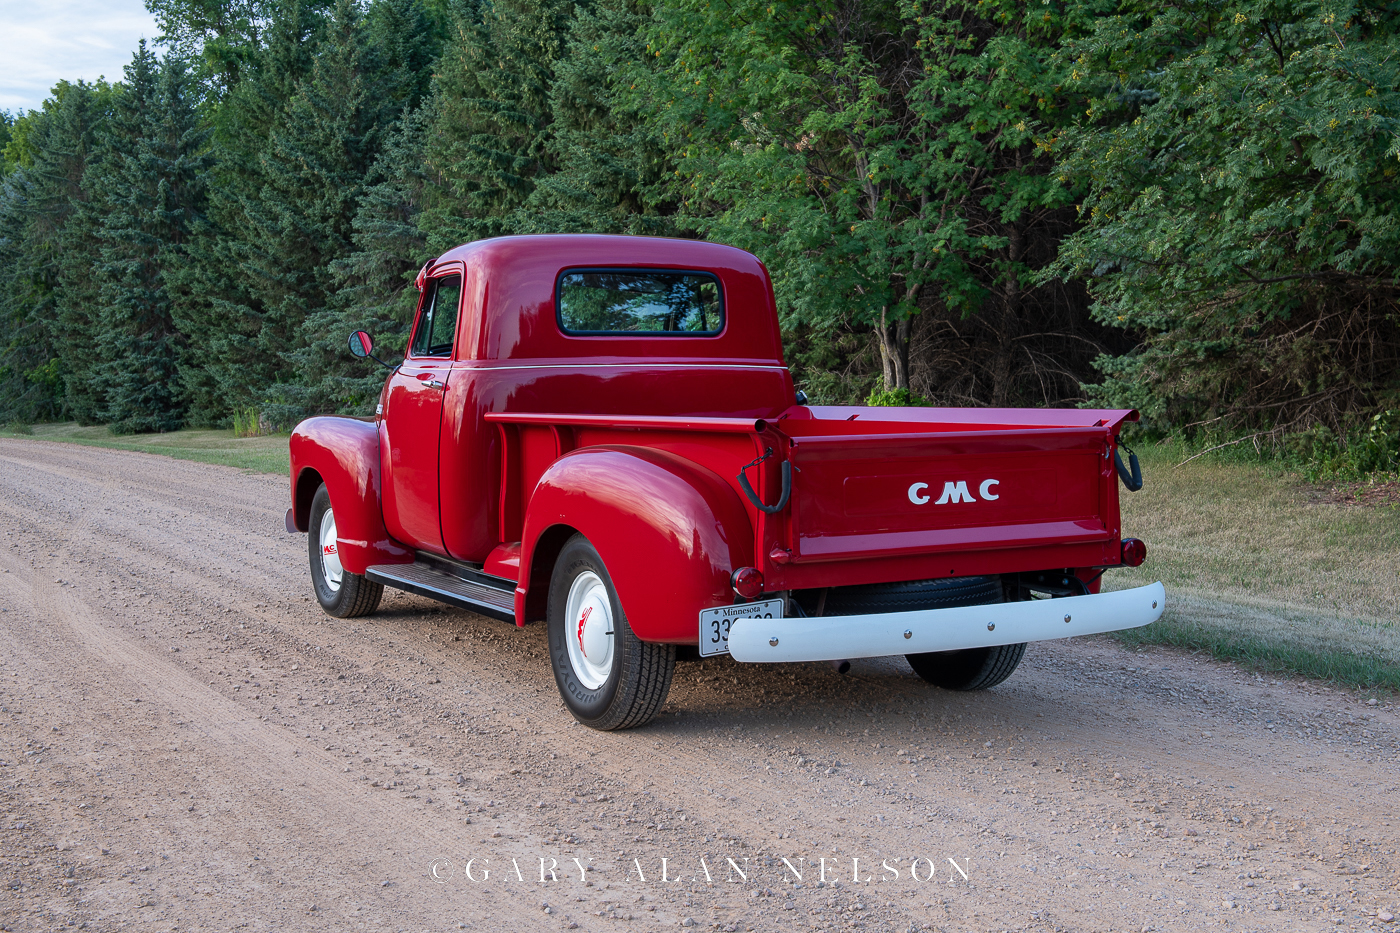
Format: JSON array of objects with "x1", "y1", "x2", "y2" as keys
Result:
[
  {"x1": 635, "y1": 0, "x2": 1103, "y2": 403},
  {"x1": 1052, "y1": 0, "x2": 1400, "y2": 433}
]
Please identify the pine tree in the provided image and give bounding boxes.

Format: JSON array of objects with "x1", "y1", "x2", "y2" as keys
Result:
[
  {"x1": 0, "y1": 82, "x2": 114, "y2": 424},
  {"x1": 292, "y1": 105, "x2": 435, "y2": 415},
  {"x1": 169, "y1": 0, "x2": 438, "y2": 425},
  {"x1": 245, "y1": 0, "x2": 375, "y2": 408},
  {"x1": 417, "y1": 0, "x2": 576, "y2": 248},
  {"x1": 519, "y1": 0, "x2": 674, "y2": 236},
  {"x1": 168, "y1": 0, "x2": 331, "y2": 425},
  {"x1": 82, "y1": 45, "x2": 210, "y2": 433},
  {"x1": 363, "y1": 0, "x2": 442, "y2": 126},
  {"x1": 266, "y1": 0, "x2": 445, "y2": 419},
  {"x1": 294, "y1": 0, "x2": 671, "y2": 420},
  {"x1": 0, "y1": 111, "x2": 14, "y2": 173},
  {"x1": 0, "y1": 170, "x2": 67, "y2": 422}
]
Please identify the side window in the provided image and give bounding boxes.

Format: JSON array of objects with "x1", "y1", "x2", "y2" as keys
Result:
[{"x1": 410, "y1": 274, "x2": 462, "y2": 357}]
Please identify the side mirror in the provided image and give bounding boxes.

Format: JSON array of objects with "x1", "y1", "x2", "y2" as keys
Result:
[{"x1": 348, "y1": 330, "x2": 396, "y2": 371}]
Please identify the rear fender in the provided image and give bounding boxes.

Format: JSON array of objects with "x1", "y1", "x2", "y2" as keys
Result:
[
  {"x1": 289, "y1": 416, "x2": 412, "y2": 574},
  {"x1": 517, "y1": 446, "x2": 755, "y2": 643}
]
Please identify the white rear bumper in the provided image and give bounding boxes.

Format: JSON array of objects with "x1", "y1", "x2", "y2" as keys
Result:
[{"x1": 726, "y1": 582, "x2": 1166, "y2": 663}]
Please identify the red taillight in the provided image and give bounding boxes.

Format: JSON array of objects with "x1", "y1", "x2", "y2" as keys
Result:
[
  {"x1": 730, "y1": 566, "x2": 764, "y2": 599},
  {"x1": 1121, "y1": 538, "x2": 1147, "y2": 567}
]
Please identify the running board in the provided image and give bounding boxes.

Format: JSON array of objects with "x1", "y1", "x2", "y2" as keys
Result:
[
  {"x1": 727, "y1": 582, "x2": 1166, "y2": 663},
  {"x1": 365, "y1": 555, "x2": 516, "y2": 623}
]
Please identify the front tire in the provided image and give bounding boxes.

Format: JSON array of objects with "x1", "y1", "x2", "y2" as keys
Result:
[
  {"x1": 308, "y1": 484, "x2": 383, "y2": 618},
  {"x1": 547, "y1": 534, "x2": 674, "y2": 730}
]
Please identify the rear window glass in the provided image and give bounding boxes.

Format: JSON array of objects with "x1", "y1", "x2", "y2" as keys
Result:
[{"x1": 557, "y1": 269, "x2": 723, "y2": 335}]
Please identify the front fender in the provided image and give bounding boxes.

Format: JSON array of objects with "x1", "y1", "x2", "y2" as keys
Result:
[
  {"x1": 289, "y1": 416, "x2": 412, "y2": 574},
  {"x1": 517, "y1": 446, "x2": 755, "y2": 643}
]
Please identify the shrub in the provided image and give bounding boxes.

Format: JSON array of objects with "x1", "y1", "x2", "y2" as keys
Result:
[
  {"x1": 866, "y1": 387, "x2": 931, "y2": 408},
  {"x1": 231, "y1": 407, "x2": 262, "y2": 438},
  {"x1": 1290, "y1": 410, "x2": 1400, "y2": 482}
]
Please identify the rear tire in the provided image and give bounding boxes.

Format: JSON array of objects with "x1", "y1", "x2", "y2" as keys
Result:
[
  {"x1": 802, "y1": 576, "x2": 1025, "y2": 691},
  {"x1": 547, "y1": 534, "x2": 674, "y2": 730},
  {"x1": 308, "y1": 484, "x2": 383, "y2": 618},
  {"x1": 906, "y1": 642, "x2": 1026, "y2": 691},
  {"x1": 812, "y1": 576, "x2": 1003, "y2": 615},
  {"x1": 891, "y1": 578, "x2": 1024, "y2": 690}
]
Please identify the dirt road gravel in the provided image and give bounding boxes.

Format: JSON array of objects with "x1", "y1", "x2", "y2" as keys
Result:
[{"x1": 0, "y1": 437, "x2": 1397, "y2": 933}]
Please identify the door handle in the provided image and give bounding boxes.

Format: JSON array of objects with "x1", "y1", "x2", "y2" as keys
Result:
[
  {"x1": 414, "y1": 372, "x2": 445, "y2": 389},
  {"x1": 426, "y1": 380, "x2": 444, "y2": 389}
]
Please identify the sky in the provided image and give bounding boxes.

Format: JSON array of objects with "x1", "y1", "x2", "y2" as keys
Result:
[{"x1": 0, "y1": 0, "x2": 160, "y2": 114}]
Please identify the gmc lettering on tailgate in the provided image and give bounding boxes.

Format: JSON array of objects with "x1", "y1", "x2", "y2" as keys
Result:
[
  {"x1": 907, "y1": 479, "x2": 1000, "y2": 505},
  {"x1": 841, "y1": 469, "x2": 1058, "y2": 519}
]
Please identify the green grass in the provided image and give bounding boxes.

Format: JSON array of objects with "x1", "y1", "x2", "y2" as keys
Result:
[
  {"x1": 1110, "y1": 441, "x2": 1399, "y2": 693},
  {"x1": 1114, "y1": 593, "x2": 1400, "y2": 693},
  {"x1": 0, "y1": 422, "x2": 290, "y2": 474}
]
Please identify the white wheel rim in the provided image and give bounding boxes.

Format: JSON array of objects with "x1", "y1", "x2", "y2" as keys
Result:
[
  {"x1": 319, "y1": 507, "x2": 343, "y2": 591},
  {"x1": 564, "y1": 571, "x2": 614, "y2": 690}
]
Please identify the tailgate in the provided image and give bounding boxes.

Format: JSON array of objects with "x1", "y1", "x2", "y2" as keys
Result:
[{"x1": 786, "y1": 426, "x2": 1115, "y2": 563}]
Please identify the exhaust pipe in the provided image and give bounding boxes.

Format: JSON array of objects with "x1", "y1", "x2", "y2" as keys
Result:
[{"x1": 829, "y1": 659, "x2": 851, "y2": 675}]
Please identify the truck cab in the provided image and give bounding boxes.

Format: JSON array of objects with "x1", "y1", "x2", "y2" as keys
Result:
[{"x1": 287, "y1": 234, "x2": 1163, "y2": 730}]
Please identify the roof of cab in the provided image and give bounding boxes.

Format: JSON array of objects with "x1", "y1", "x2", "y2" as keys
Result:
[{"x1": 429, "y1": 234, "x2": 785, "y2": 364}]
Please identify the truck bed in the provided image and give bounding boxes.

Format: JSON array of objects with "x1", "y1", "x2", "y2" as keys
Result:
[{"x1": 485, "y1": 405, "x2": 1135, "y2": 591}]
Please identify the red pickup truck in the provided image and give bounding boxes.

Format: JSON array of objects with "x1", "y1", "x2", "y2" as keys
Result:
[{"x1": 286, "y1": 235, "x2": 1164, "y2": 730}]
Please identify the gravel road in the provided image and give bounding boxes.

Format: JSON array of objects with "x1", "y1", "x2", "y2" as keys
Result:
[{"x1": 0, "y1": 438, "x2": 1397, "y2": 933}]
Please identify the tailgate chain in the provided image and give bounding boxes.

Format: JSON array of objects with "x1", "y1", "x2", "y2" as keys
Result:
[
  {"x1": 1114, "y1": 441, "x2": 1144, "y2": 492},
  {"x1": 737, "y1": 447, "x2": 793, "y2": 514}
]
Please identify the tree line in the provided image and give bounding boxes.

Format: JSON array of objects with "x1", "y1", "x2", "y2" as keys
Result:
[{"x1": 1, "y1": 0, "x2": 1396, "y2": 457}]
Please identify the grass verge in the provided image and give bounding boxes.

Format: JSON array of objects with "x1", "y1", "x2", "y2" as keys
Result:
[
  {"x1": 1114, "y1": 593, "x2": 1399, "y2": 693},
  {"x1": 1110, "y1": 440, "x2": 1399, "y2": 693},
  {"x1": 0, "y1": 422, "x2": 290, "y2": 474}
]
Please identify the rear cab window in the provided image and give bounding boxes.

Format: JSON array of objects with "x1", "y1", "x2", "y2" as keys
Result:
[{"x1": 557, "y1": 269, "x2": 723, "y2": 336}]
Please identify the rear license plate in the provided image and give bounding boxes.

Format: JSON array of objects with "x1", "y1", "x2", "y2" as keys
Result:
[{"x1": 698, "y1": 598, "x2": 785, "y2": 658}]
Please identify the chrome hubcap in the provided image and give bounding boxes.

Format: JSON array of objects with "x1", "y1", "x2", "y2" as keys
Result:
[
  {"x1": 319, "y1": 507, "x2": 343, "y2": 592},
  {"x1": 564, "y1": 571, "x2": 614, "y2": 690}
]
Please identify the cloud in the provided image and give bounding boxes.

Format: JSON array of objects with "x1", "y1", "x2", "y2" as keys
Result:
[{"x1": 0, "y1": 0, "x2": 160, "y2": 113}]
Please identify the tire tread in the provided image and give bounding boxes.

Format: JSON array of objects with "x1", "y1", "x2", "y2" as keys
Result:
[
  {"x1": 330, "y1": 574, "x2": 384, "y2": 618},
  {"x1": 613, "y1": 642, "x2": 677, "y2": 730},
  {"x1": 953, "y1": 642, "x2": 1026, "y2": 691}
]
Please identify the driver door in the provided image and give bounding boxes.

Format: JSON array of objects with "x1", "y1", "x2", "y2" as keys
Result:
[{"x1": 381, "y1": 271, "x2": 462, "y2": 552}]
